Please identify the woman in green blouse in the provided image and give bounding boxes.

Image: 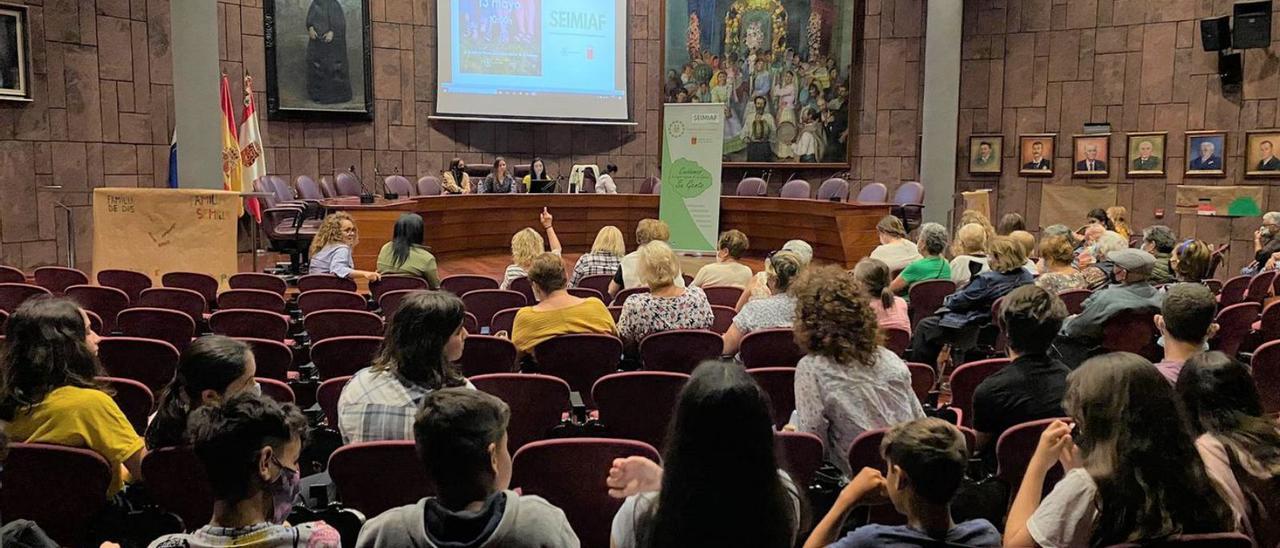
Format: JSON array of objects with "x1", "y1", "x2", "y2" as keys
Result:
[{"x1": 377, "y1": 213, "x2": 441, "y2": 289}]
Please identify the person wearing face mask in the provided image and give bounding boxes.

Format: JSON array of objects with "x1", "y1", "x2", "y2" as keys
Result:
[
  {"x1": 441, "y1": 157, "x2": 472, "y2": 194},
  {"x1": 146, "y1": 336, "x2": 261, "y2": 450},
  {"x1": 355, "y1": 389, "x2": 580, "y2": 547},
  {"x1": 1248, "y1": 211, "x2": 1280, "y2": 275},
  {"x1": 149, "y1": 393, "x2": 340, "y2": 548}
]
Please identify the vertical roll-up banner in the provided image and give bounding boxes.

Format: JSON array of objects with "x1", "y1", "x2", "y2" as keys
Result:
[{"x1": 660, "y1": 103, "x2": 724, "y2": 253}]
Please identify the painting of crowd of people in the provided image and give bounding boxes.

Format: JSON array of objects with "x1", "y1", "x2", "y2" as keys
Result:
[{"x1": 663, "y1": 0, "x2": 854, "y2": 165}]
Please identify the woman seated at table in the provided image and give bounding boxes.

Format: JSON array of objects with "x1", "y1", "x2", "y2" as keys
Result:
[
  {"x1": 869, "y1": 216, "x2": 921, "y2": 271},
  {"x1": 441, "y1": 157, "x2": 472, "y2": 194},
  {"x1": 309, "y1": 212, "x2": 381, "y2": 282},
  {"x1": 510, "y1": 253, "x2": 616, "y2": 359},
  {"x1": 617, "y1": 241, "x2": 715, "y2": 351},
  {"x1": 376, "y1": 213, "x2": 441, "y2": 289},
  {"x1": 522, "y1": 157, "x2": 549, "y2": 192},
  {"x1": 723, "y1": 250, "x2": 804, "y2": 356},
  {"x1": 596, "y1": 163, "x2": 619, "y2": 194},
  {"x1": 500, "y1": 209, "x2": 562, "y2": 290},
  {"x1": 889, "y1": 222, "x2": 951, "y2": 295},
  {"x1": 480, "y1": 156, "x2": 518, "y2": 194},
  {"x1": 570, "y1": 226, "x2": 626, "y2": 287}
]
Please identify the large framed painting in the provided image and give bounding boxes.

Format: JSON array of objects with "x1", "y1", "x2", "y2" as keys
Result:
[
  {"x1": 0, "y1": 3, "x2": 33, "y2": 102},
  {"x1": 264, "y1": 0, "x2": 373, "y2": 121},
  {"x1": 662, "y1": 0, "x2": 856, "y2": 167}
]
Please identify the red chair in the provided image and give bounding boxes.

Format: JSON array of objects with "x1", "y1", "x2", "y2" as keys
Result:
[
  {"x1": 908, "y1": 279, "x2": 956, "y2": 330},
  {"x1": 1251, "y1": 340, "x2": 1280, "y2": 414},
  {"x1": 884, "y1": 327, "x2": 911, "y2": 357},
  {"x1": 462, "y1": 289, "x2": 528, "y2": 329},
  {"x1": 1101, "y1": 308, "x2": 1161, "y2": 361},
  {"x1": 97, "y1": 337, "x2": 180, "y2": 392},
  {"x1": 142, "y1": 446, "x2": 213, "y2": 531},
  {"x1": 1210, "y1": 302, "x2": 1260, "y2": 359},
  {"x1": 567, "y1": 287, "x2": 605, "y2": 302},
  {"x1": 455, "y1": 335, "x2": 518, "y2": 376},
  {"x1": 32, "y1": 266, "x2": 89, "y2": 295},
  {"x1": 162, "y1": 272, "x2": 219, "y2": 310},
  {"x1": 1255, "y1": 300, "x2": 1280, "y2": 343},
  {"x1": 612, "y1": 286, "x2": 649, "y2": 306},
  {"x1": 608, "y1": 305, "x2": 623, "y2": 323},
  {"x1": 257, "y1": 377, "x2": 295, "y2": 403},
  {"x1": 511, "y1": 438, "x2": 662, "y2": 548},
  {"x1": 0, "y1": 282, "x2": 51, "y2": 313},
  {"x1": 98, "y1": 268, "x2": 152, "y2": 302},
  {"x1": 947, "y1": 358, "x2": 1011, "y2": 427},
  {"x1": 471, "y1": 373, "x2": 571, "y2": 450},
  {"x1": 0, "y1": 443, "x2": 111, "y2": 546},
  {"x1": 1245, "y1": 270, "x2": 1276, "y2": 304},
  {"x1": 216, "y1": 288, "x2": 287, "y2": 314},
  {"x1": 702, "y1": 286, "x2": 744, "y2": 308},
  {"x1": 100, "y1": 376, "x2": 154, "y2": 435},
  {"x1": 464, "y1": 311, "x2": 480, "y2": 334},
  {"x1": 639, "y1": 330, "x2": 724, "y2": 373},
  {"x1": 1219, "y1": 275, "x2": 1251, "y2": 307},
  {"x1": 0, "y1": 264, "x2": 24, "y2": 283},
  {"x1": 210, "y1": 309, "x2": 290, "y2": 341},
  {"x1": 236, "y1": 337, "x2": 294, "y2": 381},
  {"x1": 229, "y1": 272, "x2": 288, "y2": 295},
  {"x1": 440, "y1": 274, "x2": 499, "y2": 296},
  {"x1": 317, "y1": 376, "x2": 350, "y2": 428},
  {"x1": 740, "y1": 328, "x2": 804, "y2": 367},
  {"x1": 298, "y1": 289, "x2": 368, "y2": 316},
  {"x1": 846, "y1": 427, "x2": 906, "y2": 525},
  {"x1": 116, "y1": 308, "x2": 195, "y2": 353},
  {"x1": 297, "y1": 274, "x2": 358, "y2": 293},
  {"x1": 369, "y1": 275, "x2": 428, "y2": 302},
  {"x1": 137, "y1": 287, "x2": 208, "y2": 325},
  {"x1": 1204, "y1": 278, "x2": 1224, "y2": 295},
  {"x1": 592, "y1": 371, "x2": 689, "y2": 449},
  {"x1": 0, "y1": 309, "x2": 7, "y2": 331},
  {"x1": 304, "y1": 309, "x2": 383, "y2": 343},
  {"x1": 996, "y1": 418, "x2": 1070, "y2": 502},
  {"x1": 576, "y1": 273, "x2": 614, "y2": 297},
  {"x1": 907, "y1": 362, "x2": 936, "y2": 402},
  {"x1": 1108, "y1": 534, "x2": 1252, "y2": 547},
  {"x1": 378, "y1": 289, "x2": 422, "y2": 320},
  {"x1": 508, "y1": 276, "x2": 536, "y2": 305},
  {"x1": 774, "y1": 431, "x2": 824, "y2": 488},
  {"x1": 1058, "y1": 288, "x2": 1091, "y2": 315},
  {"x1": 534, "y1": 333, "x2": 624, "y2": 398},
  {"x1": 312, "y1": 335, "x2": 382, "y2": 380},
  {"x1": 66, "y1": 284, "x2": 129, "y2": 333},
  {"x1": 710, "y1": 304, "x2": 736, "y2": 334},
  {"x1": 1208, "y1": 243, "x2": 1231, "y2": 280},
  {"x1": 330, "y1": 441, "x2": 434, "y2": 517},
  {"x1": 748, "y1": 367, "x2": 796, "y2": 429},
  {"x1": 85, "y1": 310, "x2": 104, "y2": 334}
]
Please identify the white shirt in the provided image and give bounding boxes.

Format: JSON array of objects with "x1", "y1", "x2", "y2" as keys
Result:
[
  {"x1": 1026, "y1": 468, "x2": 1099, "y2": 548},
  {"x1": 618, "y1": 250, "x2": 685, "y2": 290},
  {"x1": 869, "y1": 239, "x2": 922, "y2": 271},
  {"x1": 950, "y1": 254, "x2": 990, "y2": 286},
  {"x1": 794, "y1": 130, "x2": 819, "y2": 157},
  {"x1": 595, "y1": 174, "x2": 617, "y2": 194}
]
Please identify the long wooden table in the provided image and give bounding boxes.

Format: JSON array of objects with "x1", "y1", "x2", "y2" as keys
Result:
[{"x1": 324, "y1": 194, "x2": 892, "y2": 270}]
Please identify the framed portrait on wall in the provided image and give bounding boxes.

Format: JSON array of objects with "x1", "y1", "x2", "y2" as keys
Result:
[
  {"x1": 662, "y1": 0, "x2": 855, "y2": 168},
  {"x1": 968, "y1": 135, "x2": 1002, "y2": 175},
  {"x1": 1185, "y1": 130, "x2": 1226, "y2": 177},
  {"x1": 1071, "y1": 134, "x2": 1110, "y2": 177},
  {"x1": 264, "y1": 0, "x2": 373, "y2": 121},
  {"x1": 1018, "y1": 134, "x2": 1055, "y2": 176},
  {"x1": 1245, "y1": 130, "x2": 1280, "y2": 177},
  {"x1": 0, "y1": 3, "x2": 33, "y2": 102},
  {"x1": 1126, "y1": 132, "x2": 1166, "y2": 177}
]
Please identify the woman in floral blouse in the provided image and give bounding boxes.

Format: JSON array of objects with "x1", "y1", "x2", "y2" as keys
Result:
[{"x1": 616, "y1": 241, "x2": 714, "y2": 350}]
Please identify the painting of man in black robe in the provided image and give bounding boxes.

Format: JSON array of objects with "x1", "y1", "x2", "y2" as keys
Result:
[
  {"x1": 266, "y1": 0, "x2": 369, "y2": 119},
  {"x1": 306, "y1": 0, "x2": 352, "y2": 104}
]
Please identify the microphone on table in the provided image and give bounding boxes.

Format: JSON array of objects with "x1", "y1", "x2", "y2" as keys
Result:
[
  {"x1": 380, "y1": 166, "x2": 399, "y2": 200},
  {"x1": 354, "y1": 165, "x2": 375, "y2": 204},
  {"x1": 784, "y1": 172, "x2": 796, "y2": 184}
]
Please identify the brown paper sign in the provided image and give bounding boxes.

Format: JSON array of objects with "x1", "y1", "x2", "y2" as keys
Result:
[
  {"x1": 1174, "y1": 185, "x2": 1264, "y2": 217},
  {"x1": 92, "y1": 188, "x2": 240, "y2": 290},
  {"x1": 1039, "y1": 185, "x2": 1117, "y2": 230}
]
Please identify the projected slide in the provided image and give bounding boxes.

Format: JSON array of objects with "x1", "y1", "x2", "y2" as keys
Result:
[{"x1": 436, "y1": 0, "x2": 630, "y2": 122}]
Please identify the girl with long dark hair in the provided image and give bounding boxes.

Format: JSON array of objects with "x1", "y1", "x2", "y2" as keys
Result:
[
  {"x1": 522, "y1": 157, "x2": 549, "y2": 192},
  {"x1": 145, "y1": 335, "x2": 258, "y2": 450},
  {"x1": 441, "y1": 157, "x2": 471, "y2": 194},
  {"x1": 375, "y1": 213, "x2": 440, "y2": 288},
  {"x1": 607, "y1": 361, "x2": 801, "y2": 547}
]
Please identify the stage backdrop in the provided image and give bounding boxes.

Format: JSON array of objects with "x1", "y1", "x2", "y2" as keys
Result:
[
  {"x1": 661, "y1": 103, "x2": 724, "y2": 253},
  {"x1": 92, "y1": 188, "x2": 240, "y2": 289},
  {"x1": 663, "y1": 0, "x2": 856, "y2": 167}
]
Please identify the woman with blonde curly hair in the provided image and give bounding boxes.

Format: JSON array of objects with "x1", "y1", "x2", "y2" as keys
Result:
[
  {"x1": 954, "y1": 209, "x2": 996, "y2": 252},
  {"x1": 309, "y1": 211, "x2": 381, "y2": 281},
  {"x1": 500, "y1": 208, "x2": 562, "y2": 290},
  {"x1": 949, "y1": 223, "x2": 990, "y2": 287},
  {"x1": 789, "y1": 266, "x2": 924, "y2": 477}
]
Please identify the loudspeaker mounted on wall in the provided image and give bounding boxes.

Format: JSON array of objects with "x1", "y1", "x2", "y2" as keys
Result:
[
  {"x1": 1201, "y1": 16, "x2": 1232, "y2": 51},
  {"x1": 1219, "y1": 52, "x2": 1244, "y2": 87},
  {"x1": 1233, "y1": 1, "x2": 1272, "y2": 49}
]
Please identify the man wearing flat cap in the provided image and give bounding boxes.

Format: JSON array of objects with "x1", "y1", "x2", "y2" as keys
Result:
[{"x1": 1051, "y1": 248, "x2": 1165, "y2": 368}]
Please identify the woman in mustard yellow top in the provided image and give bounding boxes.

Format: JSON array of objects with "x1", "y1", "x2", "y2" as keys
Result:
[
  {"x1": 510, "y1": 252, "x2": 616, "y2": 358},
  {"x1": 0, "y1": 297, "x2": 145, "y2": 497}
]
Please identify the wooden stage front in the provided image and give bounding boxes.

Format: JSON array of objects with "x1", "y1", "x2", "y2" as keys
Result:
[{"x1": 323, "y1": 194, "x2": 892, "y2": 271}]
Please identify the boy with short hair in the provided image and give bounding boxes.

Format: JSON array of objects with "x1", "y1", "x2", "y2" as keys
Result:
[
  {"x1": 803, "y1": 418, "x2": 1001, "y2": 548},
  {"x1": 691, "y1": 229, "x2": 754, "y2": 288},
  {"x1": 1154, "y1": 283, "x2": 1218, "y2": 384}
]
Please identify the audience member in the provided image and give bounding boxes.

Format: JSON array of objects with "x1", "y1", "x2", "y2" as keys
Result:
[
  {"x1": 743, "y1": 239, "x2": 812, "y2": 305},
  {"x1": 1085, "y1": 207, "x2": 1114, "y2": 231},
  {"x1": 723, "y1": 250, "x2": 804, "y2": 356},
  {"x1": 1178, "y1": 352, "x2": 1280, "y2": 548},
  {"x1": 804, "y1": 419, "x2": 1001, "y2": 548},
  {"x1": 570, "y1": 226, "x2": 626, "y2": 287},
  {"x1": 440, "y1": 157, "x2": 472, "y2": 194},
  {"x1": 1075, "y1": 224, "x2": 1106, "y2": 261},
  {"x1": 1035, "y1": 236, "x2": 1087, "y2": 293},
  {"x1": 954, "y1": 209, "x2": 996, "y2": 248},
  {"x1": 1140, "y1": 225, "x2": 1177, "y2": 284},
  {"x1": 855, "y1": 258, "x2": 910, "y2": 335},
  {"x1": 356, "y1": 389, "x2": 579, "y2": 547},
  {"x1": 1009, "y1": 230, "x2": 1039, "y2": 272},
  {"x1": 511, "y1": 252, "x2": 616, "y2": 356},
  {"x1": 1173, "y1": 239, "x2": 1214, "y2": 283},
  {"x1": 997, "y1": 213, "x2": 1026, "y2": 236},
  {"x1": 338, "y1": 291, "x2": 472, "y2": 444},
  {"x1": 889, "y1": 222, "x2": 951, "y2": 296},
  {"x1": 611, "y1": 219, "x2": 686, "y2": 293},
  {"x1": 948, "y1": 223, "x2": 990, "y2": 287},
  {"x1": 150, "y1": 394, "x2": 340, "y2": 548},
  {"x1": 1078, "y1": 231, "x2": 1129, "y2": 290},
  {"x1": 972, "y1": 286, "x2": 1070, "y2": 454},
  {"x1": 870, "y1": 216, "x2": 922, "y2": 271},
  {"x1": 1002, "y1": 353, "x2": 1235, "y2": 547},
  {"x1": 0, "y1": 297, "x2": 143, "y2": 497},
  {"x1": 1054, "y1": 249, "x2": 1163, "y2": 368},
  {"x1": 617, "y1": 241, "x2": 714, "y2": 349},
  {"x1": 309, "y1": 212, "x2": 381, "y2": 282},
  {"x1": 791, "y1": 266, "x2": 925, "y2": 477},
  {"x1": 375, "y1": 213, "x2": 440, "y2": 289},
  {"x1": 1107, "y1": 206, "x2": 1132, "y2": 241},
  {"x1": 501, "y1": 209, "x2": 562, "y2": 290},
  {"x1": 608, "y1": 361, "x2": 802, "y2": 547},
  {"x1": 910, "y1": 237, "x2": 1033, "y2": 368},
  {"x1": 596, "y1": 163, "x2": 619, "y2": 194},
  {"x1": 1153, "y1": 283, "x2": 1217, "y2": 384},
  {"x1": 691, "y1": 230, "x2": 753, "y2": 288},
  {"x1": 147, "y1": 336, "x2": 258, "y2": 450},
  {"x1": 1248, "y1": 211, "x2": 1280, "y2": 275},
  {"x1": 1041, "y1": 224, "x2": 1074, "y2": 241}
]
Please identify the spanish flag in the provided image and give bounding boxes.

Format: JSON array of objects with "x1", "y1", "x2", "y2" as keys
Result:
[{"x1": 219, "y1": 73, "x2": 244, "y2": 215}]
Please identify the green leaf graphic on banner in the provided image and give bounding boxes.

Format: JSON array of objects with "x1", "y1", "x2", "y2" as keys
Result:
[
  {"x1": 1228, "y1": 197, "x2": 1262, "y2": 217},
  {"x1": 667, "y1": 158, "x2": 713, "y2": 198}
]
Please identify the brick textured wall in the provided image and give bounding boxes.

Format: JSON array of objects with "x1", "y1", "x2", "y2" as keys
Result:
[{"x1": 957, "y1": 0, "x2": 1280, "y2": 274}]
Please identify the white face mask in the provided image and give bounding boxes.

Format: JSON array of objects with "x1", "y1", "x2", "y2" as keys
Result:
[{"x1": 248, "y1": 380, "x2": 262, "y2": 397}]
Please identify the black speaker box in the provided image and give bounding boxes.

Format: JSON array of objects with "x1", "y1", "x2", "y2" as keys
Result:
[
  {"x1": 1234, "y1": 1, "x2": 1272, "y2": 49},
  {"x1": 1220, "y1": 52, "x2": 1243, "y2": 86},
  {"x1": 1201, "y1": 16, "x2": 1232, "y2": 51}
]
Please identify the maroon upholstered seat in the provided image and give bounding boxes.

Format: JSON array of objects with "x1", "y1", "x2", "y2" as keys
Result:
[
  {"x1": 1219, "y1": 275, "x2": 1251, "y2": 307},
  {"x1": 611, "y1": 286, "x2": 649, "y2": 306},
  {"x1": 378, "y1": 289, "x2": 422, "y2": 320},
  {"x1": 996, "y1": 417, "x2": 1070, "y2": 504},
  {"x1": 0, "y1": 282, "x2": 51, "y2": 313},
  {"x1": 97, "y1": 269, "x2": 152, "y2": 302},
  {"x1": 739, "y1": 328, "x2": 804, "y2": 368},
  {"x1": 533, "y1": 334, "x2": 624, "y2": 407},
  {"x1": 440, "y1": 274, "x2": 499, "y2": 296},
  {"x1": 567, "y1": 287, "x2": 605, "y2": 302},
  {"x1": 257, "y1": 377, "x2": 295, "y2": 404},
  {"x1": 701, "y1": 286, "x2": 744, "y2": 308},
  {"x1": 709, "y1": 304, "x2": 736, "y2": 334},
  {"x1": 216, "y1": 288, "x2": 287, "y2": 314},
  {"x1": 298, "y1": 289, "x2": 367, "y2": 315},
  {"x1": 639, "y1": 330, "x2": 723, "y2": 373},
  {"x1": 593, "y1": 371, "x2": 689, "y2": 449},
  {"x1": 142, "y1": 446, "x2": 214, "y2": 531},
  {"x1": 317, "y1": 376, "x2": 351, "y2": 428},
  {"x1": 576, "y1": 273, "x2": 614, "y2": 297},
  {"x1": 1100, "y1": 308, "x2": 1161, "y2": 361},
  {"x1": 507, "y1": 276, "x2": 536, "y2": 304},
  {"x1": 116, "y1": 307, "x2": 195, "y2": 353},
  {"x1": 0, "y1": 264, "x2": 24, "y2": 283},
  {"x1": 747, "y1": 367, "x2": 796, "y2": 429},
  {"x1": 471, "y1": 373, "x2": 571, "y2": 450},
  {"x1": 369, "y1": 275, "x2": 429, "y2": 302},
  {"x1": 330, "y1": 441, "x2": 434, "y2": 517},
  {"x1": 948, "y1": 358, "x2": 1011, "y2": 427},
  {"x1": 296, "y1": 274, "x2": 358, "y2": 293},
  {"x1": 907, "y1": 279, "x2": 956, "y2": 330},
  {"x1": 33, "y1": 266, "x2": 89, "y2": 295},
  {"x1": 97, "y1": 336, "x2": 180, "y2": 392},
  {"x1": 100, "y1": 376, "x2": 154, "y2": 435},
  {"x1": 1057, "y1": 288, "x2": 1091, "y2": 315},
  {"x1": 162, "y1": 272, "x2": 219, "y2": 310},
  {"x1": 209, "y1": 309, "x2": 290, "y2": 341},
  {"x1": 1245, "y1": 271, "x2": 1276, "y2": 304},
  {"x1": 304, "y1": 309, "x2": 384, "y2": 343},
  {"x1": 906, "y1": 362, "x2": 936, "y2": 402},
  {"x1": 461, "y1": 289, "x2": 527, "y2": 329},
  {"x1": 228, "y1": 272, "x2": 289, "y2": 295},
  {"x1": 235, "y1": 337, "x2": 294, "y2": 381},
  {"x1": 312, "y1": 335, "x2": 382, "y2": 380},
  {"x1": 884, "y1": 326, "x2": 911, "y2": 357},
  {"x1": 66, "y1": 285, "x2": 130, "y2": 333},
  {"x1": 488, "y1": 307, "x2": 521, "y2": 336},
  {"x1": 1, "y1": 443, "x2": 112, "y2": 546},
  {"x1": 1210, "y1": 302, "x2": 1260, "y2": 359},
  {"x1": 774, "y1": 431, "x2": 824, "y2": 488},
  {"x1": 136, "y1": 287, "x2": 207, "y2": 325},
  {"x1": 455, "y1": 335, "x2": 519, "y2": 376},
  {"x1": 1251, "y1": 340, "x2": 1280, "y2": 414}
]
